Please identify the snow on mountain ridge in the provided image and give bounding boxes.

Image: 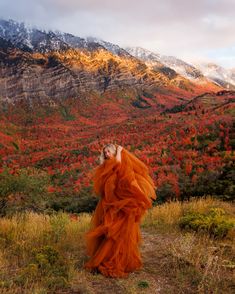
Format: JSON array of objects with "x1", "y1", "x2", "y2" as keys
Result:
[
  {"x1": 86, "y1": 36, "x2": 131, "y2": 57},
  {"x1": 125, "y1": 46, "x2": 204, "y2": 81},
  {"x1": 125, "y1": 46, "x2": 235, "y2": 88},
  {"x1": 125, "y1": 46, "x2": 161, "y2": 60},
  {"x1": 193, "y1": 62, "x2": 235, "y2": 87},
  {"x1": 0, "y1": 19, "x2": 105, "y2": 53},
  {"x1": 0, "y1": 19, "x2": 72, "y2": 53}
]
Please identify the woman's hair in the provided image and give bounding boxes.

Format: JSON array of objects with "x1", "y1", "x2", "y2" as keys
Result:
[{"x1": 99, "y1": 143, "x2": 117, "y2": 164}]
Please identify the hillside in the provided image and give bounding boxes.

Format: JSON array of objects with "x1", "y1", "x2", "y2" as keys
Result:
[{"x1": 0, "y1": 90, "x2": 234, "y2": 217}]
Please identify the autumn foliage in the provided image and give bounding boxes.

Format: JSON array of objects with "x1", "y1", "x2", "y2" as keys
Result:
[{"x1": 0, "y1": 91, "x2": 234, "y2": 214}]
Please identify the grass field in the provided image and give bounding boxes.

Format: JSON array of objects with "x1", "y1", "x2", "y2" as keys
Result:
[{"x1": 0, "y1": 196, "x2": 234, "y2": 293}]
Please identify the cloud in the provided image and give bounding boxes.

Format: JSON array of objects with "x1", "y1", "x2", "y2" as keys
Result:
[{"x1": 0, "y1": 0, "x2": 234, "y2": 68}]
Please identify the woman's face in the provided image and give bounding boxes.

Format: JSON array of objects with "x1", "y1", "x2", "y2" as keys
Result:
[{"x1": 103, "y1": 147, "x2": 114, "y2": 159}]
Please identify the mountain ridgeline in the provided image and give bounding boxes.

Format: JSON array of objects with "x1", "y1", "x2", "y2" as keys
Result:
[{"x1": 0, "y1": 18, "x2": 225, "y2": 116}]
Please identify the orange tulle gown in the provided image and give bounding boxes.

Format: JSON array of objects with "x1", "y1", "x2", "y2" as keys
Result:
[{"x1": 84, "y1": 148, "x2": 156, "y2": 278}]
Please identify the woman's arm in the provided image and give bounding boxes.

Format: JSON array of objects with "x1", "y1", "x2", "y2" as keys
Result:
[
  {"x1": 116, "y1": 145, "x2": 123, "y2": 162},
  {"x1": 99, "y1": 152, "x2": 105, "y2": 165}
]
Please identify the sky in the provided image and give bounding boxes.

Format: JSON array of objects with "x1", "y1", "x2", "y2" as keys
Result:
[{"x1": 0, "y1": 0, "x2": 235, "y2": 69}]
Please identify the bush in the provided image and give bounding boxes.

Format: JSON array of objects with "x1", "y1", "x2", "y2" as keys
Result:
[
  {"x1": 60, "y1": 106, "x2": 75, "y2": 121},
  {"x1": 49, "y1": 212, "x2": 70, "y2": 242},
  {"x1": 138, "y1": 280, "x2": 149, "y2": 288},
  {"x1": 15, "y1": 245, "x2": 69, "y2": 289},
  {"x1": 179, "y1": 208, "x2": 235, "y2": 238},
  {"x1": 48, "y1": 186, "x2": 98, "y2": 213},
  {"x1": 154, "y1": 182, "x2": 174, "y2": 204},
  {"x1": 0, "y1": 167, "x2": 50, "y2": 215},
  {"x1": 178, "y1": 160, "x2": 235, "y2": 202}
]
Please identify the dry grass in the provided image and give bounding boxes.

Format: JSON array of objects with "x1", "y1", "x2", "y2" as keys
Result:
[
  {"x1": 141, "y1": 196, "x2": 235, "y2": 293},
  {"x1": 0, "y1": 210, "x2": 91, "y2": 293},
  {"x1": 0, "y1": 196, "x2": 234, "y2": 293},
  {"x1": 142, "y1": 195, "x2": 235, "y2": 228},
  {"x1": 167, "y1": 232, "x2": 231, "y2": 293}
]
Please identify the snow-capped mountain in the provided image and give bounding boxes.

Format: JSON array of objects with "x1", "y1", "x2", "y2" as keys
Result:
[
  {"x1": 125, "y1": 46, "x2": 163, "y2": 67},
  {"x1": 161, "y1": 57, "x2": 235, "y2": 89},
  {"x1": 125, "y1": 46, "x2": 204, "y2": 81},
  {"x1": 0, "y1": 18, "x2": 223, "y2": 108},
  {"x1": 125, "y1": 46, "x2": 235, "y2": 89},
  {"x1": 86, "y1": 37, "x2": 131, "y2": 57},
  {"x1": 0, "y1": 19, "x2": 72, "y2": 53},
  {"x1": 192, "y1": 62, "x2": 235, "y2": 89},
  {"x1": 0, "y1": 19, "x2": 104, "y2": 53},
  {"x1": 0, "y1": 18, "x2": 231, "y2": 90},
  {"x1": 159, "y1": 55, "x2": 204, "y2": 80},
  {"x1": 124, "y1": 46, "x2": 181, "y2": 80},
  {"x1": 54, "y1": 32, "x2": 104, "y2": 51}
]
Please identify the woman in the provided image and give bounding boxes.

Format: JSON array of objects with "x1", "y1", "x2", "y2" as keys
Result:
[{"x1": 84, "y1": 143, "x2": 156, "y2": 278}]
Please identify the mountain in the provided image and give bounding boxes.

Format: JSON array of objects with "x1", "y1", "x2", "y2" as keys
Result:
[
  {"x1": 85, "y1": 36, "x2": 131, "y2": 57},
  {"x1": 0, "y1": 19, "x2": 106, "y2": 53},
  {"x1": 0, "y1": 19, "x2": 222, "y2": 114},
  {"x1": 124, "y1": 46, "x2": 235, "y2": 92},
  {"x1": 54, "y1": 32, "x2": 105, "y2": 51},
  {"x1": 125, "y1": 47, "x2": 203, "y2": 78},
  {"x1": 159, "y1": 55, "x2": 203, "y2": 80},
  {"x1": 192, "y1": 62, "x2": 235, "y2": 90},
  {"x1": 0, "y1": 19, "x2": 70, "y2": 53}
]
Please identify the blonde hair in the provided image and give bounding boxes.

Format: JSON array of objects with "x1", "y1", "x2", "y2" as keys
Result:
[{"x1": 99, "y1": 143, "x2": 117, "y2": 164}]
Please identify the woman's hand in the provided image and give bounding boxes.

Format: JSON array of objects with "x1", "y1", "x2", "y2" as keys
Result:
[
  {"x1": 116, "y1": 145, "x2": 123, "y2": 162},
  {"x1": 117, "y1": 145, "x2": 123, "y2": 152}
]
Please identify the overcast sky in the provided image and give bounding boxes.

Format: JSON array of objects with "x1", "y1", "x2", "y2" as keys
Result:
[{"x1": 0, "y1": 0, "x2": 235, "y2": 68}]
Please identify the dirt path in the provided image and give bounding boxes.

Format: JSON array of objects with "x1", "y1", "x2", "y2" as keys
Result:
[{"x1": 69, "y1": 229, "x2": 181, "y2": 294}]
